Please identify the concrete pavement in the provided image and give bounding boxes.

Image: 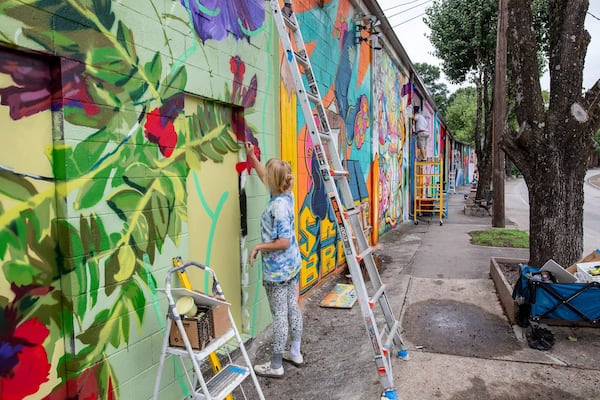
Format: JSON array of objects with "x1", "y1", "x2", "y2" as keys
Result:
[
  {"x1": 241, "y1": 184, "x2": 600, "y2": 400},
  {"x1": 388, "y1": 188, "x2": 600, "y2": 400}
]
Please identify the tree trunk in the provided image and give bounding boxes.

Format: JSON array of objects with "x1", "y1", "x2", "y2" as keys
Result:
[
  {"x1": 526, "y1": 156, "x2": 586, "y2": 267},
  {"x1": 503, "y1": 0, "x2": 600, "y2": 266},
  {"x1": 475, "y1": 68, "x2": 493, "y2": 200}
]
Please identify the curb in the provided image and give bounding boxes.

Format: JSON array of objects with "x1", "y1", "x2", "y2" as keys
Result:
[{"x1": 588, "y1": 173, "x2": 600, "y2": 189}]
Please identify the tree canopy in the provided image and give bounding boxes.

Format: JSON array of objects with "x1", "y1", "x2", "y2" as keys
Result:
[
  {"x1": 425, "y1": 0, "x2": 498, "y2": 200},
  {"x1": 444, "y1": 87, "x2": 477, "y2": 144},
  {"x1": 413, "y1": 62, "x2": 449, "y2": 112},
  {"x1": 425, "y1": 0, "x2": 498, "y2": 84}
]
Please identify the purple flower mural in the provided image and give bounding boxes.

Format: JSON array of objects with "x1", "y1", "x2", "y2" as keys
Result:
[
  {"x1": 0, "y1": 52, "x2": 99, "y2": 121},
  {"x1": 180, "y1": 0, "x2": 265, "y2": 43}
]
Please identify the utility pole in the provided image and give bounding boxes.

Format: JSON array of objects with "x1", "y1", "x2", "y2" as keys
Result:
[{"x1": 492, "y1": 0, "x2": 507, "y2": 227}]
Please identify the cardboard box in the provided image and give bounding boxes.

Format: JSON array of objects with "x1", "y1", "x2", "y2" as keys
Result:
[
  {"x1": 169, "y1": 310, "x2": 212, "y2": 350},
  {"x1": 568, "y1": 249, "x2": 600, "y2": 274},
  {"x1": 211, "y1": 304, "x2": 230, "y2": 337}
]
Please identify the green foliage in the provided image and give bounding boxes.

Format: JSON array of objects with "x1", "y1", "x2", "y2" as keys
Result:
[
  {"x1": 413, "y1": 62, "x2": 449, "y2": 111},
  {"x1": 444, "y1": 87, "x2": 477, "y2": 144},
  {"x1": 594, "y1": 130, "x2": 600, "y2": 154},
  {"x1": 425, "y1": 0, "x2": 498, "y2": 83},
  {"x1": 531, "y1": 0, "x2": 550, "y2": 63},
  {"x1": 469, "y1": 228, "x2": 529, "y2": 248}
]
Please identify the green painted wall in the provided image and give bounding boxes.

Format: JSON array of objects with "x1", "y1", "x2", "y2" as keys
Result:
[{"x1": 0, "y1": 1, "x2": 276, "y2": 398}]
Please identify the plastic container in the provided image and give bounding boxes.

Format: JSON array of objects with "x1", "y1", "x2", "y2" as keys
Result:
[{"x1": 176, "y1": 296, "x2": 198, "y2": 317}]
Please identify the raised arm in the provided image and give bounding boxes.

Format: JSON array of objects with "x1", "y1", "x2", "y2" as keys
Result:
[{"x1": 245, "y1": 142, "x2": 267, "y2": 185}]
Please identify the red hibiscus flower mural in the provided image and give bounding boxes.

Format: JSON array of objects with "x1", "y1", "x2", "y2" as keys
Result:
[
  {"x1": 44, "y1": 363, "x2": 115, "y2": 400},
  {"x1": 144, "y1": 94, "x2": 184, "y2": 157},
  {"x1": 0, "y1": 284, "x2": 52, "y2": 400},
  {"x1": 0, "y1": 318, "x2": 51, "y2": 399}
]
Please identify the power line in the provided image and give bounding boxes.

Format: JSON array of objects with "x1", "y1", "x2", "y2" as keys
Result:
[
  {"x1": 383, "y1": 0, "x2": 424, "y2": 12},
  {"x1": 386, "y1": 0, "x2": 432, "y2": 19},
  {"x1": 391, "y1": 12, "x2": 427, "y2": 28},
  {"x1": 588, "y1": 11, "x2": 600, "y2": 22}
]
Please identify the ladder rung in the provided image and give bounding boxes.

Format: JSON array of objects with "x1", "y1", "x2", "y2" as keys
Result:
[
  {"x1": 197, "y1": 364, "x2": 249, "y2": 400},
  {"x1": 306, "y1": 91, "x2": 320, "y2": 103},
  {"x1": 344, "y1": 208, "x2": 361, "y2": 217},
  {"x1": 331, "y1": 169, "x2": 349, "y2": 178},
  {"x1": 356, "y1": 246, "x2": 374, "y2": 262},
  {"x1": 167, "y1": 328, "x2": 236, "y2": 360},
  {"x1": 281, "y1": 12, "x2": 298, "y2": 31},
  {"x1": 295, "y1": 50, "x2": 309, "y2": 67},
  {"x1": 368, "y1": 284, "x2": 386, "y2": 309},
  {"x1": 319, "y1": 131, "x2": 332, "y2": 141}
]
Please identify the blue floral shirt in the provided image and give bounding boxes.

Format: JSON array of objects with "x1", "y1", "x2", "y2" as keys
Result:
[{"x1": 260, "y1": 192, "x2": 301, "y2": 283}]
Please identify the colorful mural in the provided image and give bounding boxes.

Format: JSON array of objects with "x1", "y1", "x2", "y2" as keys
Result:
[
  {"x1": 372, "y1": 51, "x2": 409, "y2": 235},
  {"x1": 0, "y1": 1, "x2": 270, "y2": 398},
  {"x1": 0, "y1": 0, "x2": 464, "y2": 398},
  {"x1": 281, "y1": 0, "x2": 376, "y2": 294}
]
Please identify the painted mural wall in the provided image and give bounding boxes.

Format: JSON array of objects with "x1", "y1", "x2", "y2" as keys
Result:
[
  {"x1": 372, "y1": 50, "x2": 409, "y2": 235},
  {"x1": 0, "y1": 0, "x2": 455, "y2": 398},
  {"x1": 285, "y1": 0, "x2": 377, "y2": 294},
  {"x1": 0, "y1": 1, "x2": 276, "y2": 399}
]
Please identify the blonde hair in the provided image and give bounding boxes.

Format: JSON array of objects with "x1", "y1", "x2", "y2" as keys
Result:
[{"x1": 265, "y1": 158, "x2": 294, "y2": 193}]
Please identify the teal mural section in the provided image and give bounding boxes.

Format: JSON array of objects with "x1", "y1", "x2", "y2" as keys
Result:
[{"x1": 292, "y1": 0, "x2": 377, "y2": 294}]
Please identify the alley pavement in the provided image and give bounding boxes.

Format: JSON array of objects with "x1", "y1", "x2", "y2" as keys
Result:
[{"x1": 241, "y1": 182, "x2": 600, "y2": 400}]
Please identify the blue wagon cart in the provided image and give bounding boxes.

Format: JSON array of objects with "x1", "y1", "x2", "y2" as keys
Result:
[{"x1": 513, "y1": 264, "x2": 600, "y2": 326}]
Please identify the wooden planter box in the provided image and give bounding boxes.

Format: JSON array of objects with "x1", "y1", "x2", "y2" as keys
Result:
[{"x1": 490, "y1": 257, "x2": 527, "y2": 325}]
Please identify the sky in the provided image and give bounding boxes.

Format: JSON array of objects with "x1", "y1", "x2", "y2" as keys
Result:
[{"x1": 377, "y1": 0, "x2": 600, "y2": 94}]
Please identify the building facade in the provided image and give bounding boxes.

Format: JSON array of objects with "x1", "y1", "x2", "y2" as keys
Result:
[{"x1": 0, "y1": 1, "x2": 463, "y2": 398}]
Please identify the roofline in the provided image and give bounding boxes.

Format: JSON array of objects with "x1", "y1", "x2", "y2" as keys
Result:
[{"x1": 356, "y1": 0, "x2": 451, "y2": 128}]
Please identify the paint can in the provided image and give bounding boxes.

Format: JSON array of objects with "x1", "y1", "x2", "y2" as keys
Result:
[{"x1": 176, "y1": 296, "x2": 198, "y2": 318}]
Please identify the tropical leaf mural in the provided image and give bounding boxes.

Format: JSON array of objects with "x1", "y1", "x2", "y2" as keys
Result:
[{"x1": 0, "y1": 0, "x2": 264, "y2": 397}]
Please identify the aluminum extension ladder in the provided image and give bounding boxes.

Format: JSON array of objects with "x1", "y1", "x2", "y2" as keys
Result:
[
  {"x1": 153, "y1": 261, "x2": 265, "y2": 400},
  {"x1": 268, "y1": 2, "x2": 409, "y2": 399}
]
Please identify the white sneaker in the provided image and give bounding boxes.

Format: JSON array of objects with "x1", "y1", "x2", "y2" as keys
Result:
[
  {"x1": 283, "y1": 352, "x2": 304, "y2": 367},
  {"x1": 254, "y1": 362, "x2": 284, "y2": 378}
]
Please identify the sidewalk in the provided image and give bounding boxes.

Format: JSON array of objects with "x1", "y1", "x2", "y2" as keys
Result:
[{"x1": 241, "y1": 185, "x2": 600, "y2": 400}]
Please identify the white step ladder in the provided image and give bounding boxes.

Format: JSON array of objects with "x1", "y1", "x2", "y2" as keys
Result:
[
  {"x1": 153, "y1": 261, "x2": 265, "y2": 400},
  {"x1": 268, "y1": 2, "x2": 409, "y2": 399},
  {"x1": 449, "y1": 169, "x2": 456, "y2": 194}
]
